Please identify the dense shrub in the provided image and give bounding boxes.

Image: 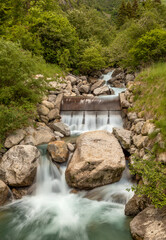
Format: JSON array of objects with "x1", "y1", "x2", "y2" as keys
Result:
[
  {"x1": 130, "y1": 155, "x2": 166, "y2": 208},
  {"x1": 0, "y1": 39, "x2": 48, "y2": 141},
  {"x1": 129, "y1": 28, "x2": 166, "y2": 66}
]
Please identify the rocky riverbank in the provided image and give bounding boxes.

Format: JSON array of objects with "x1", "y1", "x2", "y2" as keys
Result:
[{"x1": 0, "y1": 68, "x2": 165, "y2": 240}]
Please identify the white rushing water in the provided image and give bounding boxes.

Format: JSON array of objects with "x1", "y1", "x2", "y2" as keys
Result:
[
  {"x1": 0, "y1": 72, "x2": 133, "y2": 240},
  {"x1": 0, "y1": 145, "x2": 133, "y2": 240},
  {"x1": 61, "y1": 71, "x2": 126, "y2": 135},
  {"x1": 61, "y1": 110, "x2": 123, "y2": 135}
]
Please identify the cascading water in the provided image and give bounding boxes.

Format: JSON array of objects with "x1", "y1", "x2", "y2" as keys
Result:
[
  {"x1": 0, "y1": 71, "x2": 133, "y2": 240},
  {"x1": 0, "y1": 145, "x2": 133, "y2": 240},
  {"x1": 61, "y1": 110, "x2": 123, "y2": 135},
  {"x1": 102, "y1": 70, "x2": 126, "y2": 95}
]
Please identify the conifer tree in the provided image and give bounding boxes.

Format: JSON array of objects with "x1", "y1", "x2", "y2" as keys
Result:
[
  {"x1": 117, "y1": 0, "x2": 127, "y2": 26},
  {"x1": 132, "y1": 0, "x2": 139, "y2": 18},
  {"x1": 126, "y1": 1, "x2": 133, "y2": 18}
]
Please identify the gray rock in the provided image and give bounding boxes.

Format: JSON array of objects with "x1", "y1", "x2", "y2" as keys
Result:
[
  {"x1": 91, "y1": 80, "x2": 105, "y2": 92},
  {"x1": 50, "y1": 122, "x2": 70, "y2": 136},
  {"x1": 54, "y1": 93, "x2": 63, "y2": 110},
  {"x1": 24, "y1": 126, "x2": 55, "y2": 146},
  {"x1": 141, "y1": 121, "x2": 155, "y2": 136},
  {"x1": 113, "y1": 128, "x2": 131, "y2": 150},
  {"x1": 54, "y1": 131, "x2": 64, "y2": 138},
  {"x1": 130, "y1": 206, "x2": 166, "y2": 240},
  {"x1": 67, "y1": 143, "x2": 75, "y2": 152},
  {"x1": 41, "y1": 100, "x2": 54, "y2": 110},
  {"x1": 0, "y1": 145, "x2": 40, "y2": 187},
  {"x1": 47, "y1": 141, "x2": 69, "y2": 163},
  {"x1": 112, "y1": 68, "x2": 123, "y2": 78},
  {"x1": 0, "y1": 180, "x2": 11, "y2": 206},
  {"x1": 126, "y1": 74, "x2": 135, "y2": 82},
  {"x1": 157, "y1": 152, "x2": 166, "y2": 163},
  {"x1": 65, "y1": 130, "x2": 125, "y2": 189},
  {"x1": 120, "y1": 93, "x2": 130, "y2": 108},
  {"x1": 88, "y1": 77, "x2": 98, "y2": 84},
  {"x1": 4, "y1": 129, "x2": 26, "y2": 149},
  {"x1": 47, "y1": 109, "x2": 60, "y2": 121},
  {"x1": 37, "y1": 104, "x2": 49, "y2": 116},
  {"x1": 78, "y1": 84, "x2": 90, "y2": 94},
  {"x1": 93, "y1": 85, "x2": 110, "y2": 96},
  {"x1": 133, "y1": 135, "x2": 148, "y2": 149},
  {"x1": 125, "y1": 194, "x2": 150, "y2": 217},
  {"x1": 66, "y1": 75, "x2": 77, "y2": 85},
  {"x1": 127, "y1": 112, "x2": 137, "y2": 122},
  {"x1": 134, "y1": 121, "x2": 144, "y2": 134},
  {"x1": 48, "y1": 95, "x2": 57, "y2": 103},
  {"x1": 40, "y1": 115, "x2": 49, "y2": 124}
]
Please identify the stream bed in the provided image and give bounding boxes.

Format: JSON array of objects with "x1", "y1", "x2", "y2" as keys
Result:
[{"x1": 0, "y1": 72, "x2": 133, "y2": 240}]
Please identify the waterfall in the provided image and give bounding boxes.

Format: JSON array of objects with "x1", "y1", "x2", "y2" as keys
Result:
[
  {"x1": 0, "y1": 71, "x2": 133, "y2": 240},
  {"x1": 61, "y1": 110, "x2": 123, "y2": 135}
]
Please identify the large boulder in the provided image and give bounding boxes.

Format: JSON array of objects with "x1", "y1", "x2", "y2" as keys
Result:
[
  {"x1": 50, "y1": 122, "x2": 70, "y2": 136},
  {"x1": 125, "y1": 194, "x2": 151, "y2": 217},
  {"x1": 65, "y1": 130, "x2": 125, "y2": 189},
  {"x1": 47, "y1": 141, "x2": 69, "y2": 163},
  {"x1": 0, "y1": 180, "x2": 11, "y2": 206},
  {"x1": 0, "y1": 145, "x2": 40, "y2": 187},
  {"x1": 130, "y1": 206, "x2": 166, "y2": 240},
  {"x1": 93, "y1": 85, "x2": 110, "y2": 96},
  {"x1": 113, "y1": 128, "x2": 131, "y2": 150},
  {"x1": 4, "y1": 129, "x2": 26, "y2": 149}
]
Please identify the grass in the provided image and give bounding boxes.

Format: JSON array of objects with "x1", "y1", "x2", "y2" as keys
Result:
[
  {"x1": 34, "y1": 57, "x2": 63, "y2": 78},
  {"x1": 132, "y1": 62, "x2": 166, "y2": 146}
]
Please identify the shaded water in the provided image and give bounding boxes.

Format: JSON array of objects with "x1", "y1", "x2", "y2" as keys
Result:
[{"x1": 0, "y1": 145, "x2": 133, "y2": 240}]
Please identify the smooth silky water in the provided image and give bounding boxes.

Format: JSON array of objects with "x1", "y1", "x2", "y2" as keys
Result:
[{"x1": 0, "y1": 72, "x2": 133, "y2": 240}]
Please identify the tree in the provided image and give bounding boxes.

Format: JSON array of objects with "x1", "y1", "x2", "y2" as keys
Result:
[
  {"x1": 129, "y1": 28, "x2": 166, "y2": 65},
  {"x1": 117, "y1": 0, "x2": 127, "y2": 26},
  {"x1": 132, "y1": 0, "x2": 139, "y2": 17}
]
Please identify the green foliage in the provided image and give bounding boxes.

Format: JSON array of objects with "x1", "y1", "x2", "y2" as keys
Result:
[
  {"x1": 32, "y1": 12, "x2": 79, "y2": 67},
  {"x1": 132, "y1": 62, "x2": 166, "y2": 145},
  {"x1": 130, "y1": 155, "x2": 166, "y2": 208},
  {"x1": 129, "y1": 28, "x2": 166, "y2": 66},
  {"x1": 110, "y1": 2, "x2": 166, "y2": 68},
  {"x1": 67, "y1": 7, "x2": 115, "y2": 46},
  {"x1": 0, "y1": 39, "x2": 61, "y2": 142},
  {"x1": 78, "y1": 42, "x2": 107, "y2": 73}
]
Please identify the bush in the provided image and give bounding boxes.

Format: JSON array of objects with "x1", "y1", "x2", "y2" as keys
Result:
[
  {"x1": 0, "y1": 39, "x2": 49, "y2": 141},
  {"x1": 130, "y1": 155, "x2": 166, "y2": 208},
  {"x1": 78, "y1": 42, "x2": 107, "y2": 73},
  {"x1": 129, "y1": 28, "x2": 166, "y2": 66},
  {"x1": 30, "y1": 12, "x2": 79, "y2": 68}
]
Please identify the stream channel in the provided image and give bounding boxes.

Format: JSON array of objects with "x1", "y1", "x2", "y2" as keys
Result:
[{"x1": 0, "y1": 71, "x2": 134, "y2": 240}]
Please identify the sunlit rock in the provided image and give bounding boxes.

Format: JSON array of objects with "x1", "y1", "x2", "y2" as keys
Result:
[
  {"x1": 0, "y1": 145, "x2": 40, "y2": 187},
  {"x1": 65, "y1": 130, "x2": 125, "y2": 189}
]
